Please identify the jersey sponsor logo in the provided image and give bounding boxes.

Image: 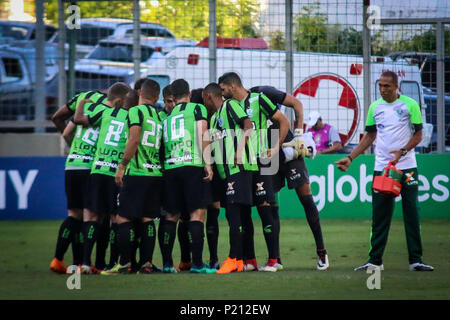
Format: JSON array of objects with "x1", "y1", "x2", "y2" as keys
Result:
[
  {"x1": 255, "y1": 181, "x2": 266, "y2": 196},
  {"x1": 211, "y1": 130, "x2": 227, "y2": 142},
  {"x1": 67, "y1": 154, "x2": 94, "y2": 161},
  {"x1": 374, "y1": 111, "x2": 384, "y2": 122},
  {"x1": 405, "y1": 171, "x2": 418, "y2": 186},
  {"x1": 226, "y1": 181, "x2": 235, "y2": 196},
  {"x1": 290, "y1": 168, "x2": 302, "y2": 181},
  {"x1": 94, "y1": 160, "x2": 118, "y2": 169},
  {"x1": 166, "y1": 153, "x2": 193, "y2": 165},
  {"x1": 142, "y1": 163, "x2": 162, "y2": 170}
]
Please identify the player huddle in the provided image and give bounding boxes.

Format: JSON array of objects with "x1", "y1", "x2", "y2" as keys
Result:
[{"x1": 49, "y1": 72, "x2": 329, "y2": 275}]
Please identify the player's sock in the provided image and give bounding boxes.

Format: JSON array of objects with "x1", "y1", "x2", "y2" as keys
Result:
[
  {"x1": 54, "y1": 216, "x2": 79, "y2": 261},
  {"x1": 71, "y1": 218, "x2": 83, "y2": 265},
  {"x1": 158, "y1": 219, "x2": 177, "y2": 267},
  {"x1": 206, "y1": 207, "x2": 220, "y2": 263},
  {"x1": 82, "y1": 221, "x2": 100, "y2": 266},
  {"x1": 140, "y1": 220, "x2": 156, "y2": 264},
  {"x1": 189, "y1": 220, "x2": 205, "y2": 267},
  {"x1": 271, "y1": 205, "x2": 281, "y2": 260},
  {"x1": 241, "y1": 204, "x2": 255, "y2": 261},
  {"x1": 95, "y1": 216, "x2": 110, "y2": 270},
  {"x1": 131, "y1": 220, "x2": 141, "y2": 270},
  {"x1": 108, "y1": 223, "x2": 119, "y2": 267},
  {"x1": 226, "y1": 203, "x2": 244, "y2": 260},
  {"x1": 257, "y1": 205, "x2": 277, "y2": 259},
  {"x1": 299, "y1": 194, "x2": 325, "y2": 250},
  {"x1": 177, "y1": 220, "x2": 191, "y2": 263},
  {"x1": 117, "y1": 222, "x2": 134, "y2": 266}
]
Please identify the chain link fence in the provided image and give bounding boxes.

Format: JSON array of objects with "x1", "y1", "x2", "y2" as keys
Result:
[{"x1": 0, "y1": 0, "x2": 448, "y2": 152}]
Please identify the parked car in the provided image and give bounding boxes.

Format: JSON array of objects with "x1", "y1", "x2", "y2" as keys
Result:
[
  {"x1": 73, "y1": 35, "x2": 196, "y2": 95},
  {"x1": 50, "y1": 18, "x2": 177, "y2": 59},
  {"x1": 422, "y1": 86, "x2": 450, "y2": 151},
  {"x1": 0, "y1": 44, "x2": 58, "y2": 129},
  {"x1": 0, "y1": 20, "x2": 57, "y2": 45}
]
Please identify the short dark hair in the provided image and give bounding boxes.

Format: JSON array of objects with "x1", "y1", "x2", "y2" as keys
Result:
[
  {"x1": 190, "y1": 88, "x2": 204, "y2": 104},
  {"x1": 124, "y1": 90, "x2": 139, "y2": 109},
  {"x1": 171, "y1": 79, "x2": 190, "y2": 100},
  {"x1": 218, "y1": 72, "x2": 242, "y2": 87},
  {"x1": 381, "y1": 71, "x2": 398, "y2": 85},
  {"x1": 162, "y1": 85, "x2": 173, "y2": 99},
  {"x1": 107, "y1": 82, "x2": 131, "y2": 102},
  {"x1": 134, "y1": 77, "x2": 148, "y2": 90},
  {"x1": 141, "y1": 79, "x2": 160, "y2": 100},
  {"x1": 203, "y1": 82, "x2": 222, "y2": 98}
]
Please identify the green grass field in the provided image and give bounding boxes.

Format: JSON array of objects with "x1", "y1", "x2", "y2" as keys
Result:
[{"x1": 0, "y1": 218, "x2": 449, "y2": 300}]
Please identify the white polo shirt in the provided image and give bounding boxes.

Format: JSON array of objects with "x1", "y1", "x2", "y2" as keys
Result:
[{"x1": 365, "y1": 95, "x2": 422, "y2": 171}]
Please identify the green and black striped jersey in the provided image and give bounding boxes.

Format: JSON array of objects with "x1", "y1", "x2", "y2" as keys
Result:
[
  {"x1": 88, "y1": 105, "x2": 129, "y2": 177},
  {"x1": 163, "y1": 102, "x2": 208, "y2": 170},
  {"x1": 209, "y1": 99, "x2": 258, "y2": 180},
  {"x1": 65, "y1": 91, "x2": 108, "y2": 169},
  {"x1": 126, "y1": 104, "x2": 163, "y2": 177},
  {"x1": 239, "y1": 92, "x2": 278, "y2": 159}
]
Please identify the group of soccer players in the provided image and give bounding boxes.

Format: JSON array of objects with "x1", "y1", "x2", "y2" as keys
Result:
[{"x1": 49, "y1": 72, "x2": 329, "y2": 275}]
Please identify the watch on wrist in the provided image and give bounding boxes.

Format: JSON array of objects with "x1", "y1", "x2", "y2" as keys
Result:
[{"x1": 400, "y1": 148, "x2": 408, "y2": 157}]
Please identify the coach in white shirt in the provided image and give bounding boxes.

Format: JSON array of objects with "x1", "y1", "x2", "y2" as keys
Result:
[{"x1": 335, "y1": 71, "x2": 434, "y2": 272}]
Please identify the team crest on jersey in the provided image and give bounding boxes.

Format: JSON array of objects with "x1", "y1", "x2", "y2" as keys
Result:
[
  {"x1": 394, "y1": 106, "x2": 405, "y2": 117},
  {"x1": 218, "y1": 117, "x2": 223, "y2": 127},
  {"x1": 246, "y1": 108, "x2": 253, "y2": 117}
]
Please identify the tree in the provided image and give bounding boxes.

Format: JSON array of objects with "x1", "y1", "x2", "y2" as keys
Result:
[
  {"x1": 293, "y1": 2, "x2": 328, "y2": 52},
  {"x1": 269, "y1": 30, "x2": 285, "y2": 50}
]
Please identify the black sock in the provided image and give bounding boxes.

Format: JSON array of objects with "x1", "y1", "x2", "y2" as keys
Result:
[
  {"x1": 82, "y1": 221, "x2": 100, "y2": 266},
  {"x1": 206, "y1": 207, "x2": 219, "y2": 263},
  {"x1": 131, "y1": 220, "x2": 141, "y2": 269},
  {"x1": 240, "y1": 205, "x2": 255, "y2": 261},
  {"x1": 54, "y1": 216, "x2": 79, "y2": 261},
  {"x1": 271, "y1": 205, "x2": 281, "y2": 263},
  {"x1": 140, "y1": 220, "x2": 156, "y2": 264},
  {"x1": 117, "y1": 222, "x2": 134, "y2": 266},
  {"x1": 189, "y1": 221, "x2": 205, "y2": 267},
  {"x1": 299, "y1": 194, "x2": 325, "y2": 250},
  {"x1": 71, "y1": 218, "x2": 83, "y2": 265},
  {"x1": 158, "y1": 220, "x2": 177, "y2": 268},
  {"x1": 226, "y1": 203, "x2": 244, "y2": 260},
  {"x1": 95, "y1": 216, "x2": 110, "y2": 269},
  {"x1": 177, "y1": 220, "x2": 191, "y2": 263},
  {"x1": 258, "y1": 205, "x2": 277, "y2": 259},
  {"x1": 108, "y1": 223, "x2": 119, "y2": 266}
]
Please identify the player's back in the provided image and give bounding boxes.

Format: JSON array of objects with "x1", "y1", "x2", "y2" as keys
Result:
[
  {"x1": 90, "y1": 105, "x2": 129, "y2": 176},
  {"x1": 163, "y1": 102, "x2": 207, "y2": 170}
]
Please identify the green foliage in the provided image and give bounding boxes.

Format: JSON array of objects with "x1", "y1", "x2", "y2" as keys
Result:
[
  {"x1": 269, "y1": 30, "x2": 285, "y2": 50},
  {"x1": 293, "y1": 2, "x2": 328, "y2": 52}
]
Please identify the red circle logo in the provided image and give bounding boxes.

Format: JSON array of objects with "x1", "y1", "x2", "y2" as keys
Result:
[{"x1": 293, "y1": 73, "x2": 360, "y2": 145}]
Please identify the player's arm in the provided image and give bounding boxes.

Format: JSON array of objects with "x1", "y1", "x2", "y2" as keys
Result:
[
  {"x1": 73, "y1": 99, "x2": 94, "y2": 126},
  {"x1": 282, "y1": 93, "x2": 304, "y2": 130},
  {"x1": 51, "y1": 104, "x2": 73, "y2": 133},
  {"x1": 268, "y1": 109, "x2": 289, "y2": 157},
  {"x1": 62, "y1": 120, "x2": 76, "y2": 146},
  {"x1": 194, "y1": 104, "x2": 213, "y2": 181}
]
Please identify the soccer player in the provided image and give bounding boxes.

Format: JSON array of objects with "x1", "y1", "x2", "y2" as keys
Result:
[
  {"x1": 73, "y1": 82, "x2": 132, "y2": 274},
  {"x1": 336, "y1": 71, "x2": 434, "y2": 272},
  {"x1": 251, "y1": 85, "x2": 329, "y2": 271},
  {"x1": 49, "y1": 90, "x2": 108, "y2": 274},
  {"x1": 218, "y1": 73, "x2": 290, "y2": 273},
  {"x1": 102, "y1": 80, "x2": 163, "y2": 275},
  {"x1": 160, "y1": 78, "x2": 216, "y2": 274},
  {"x1": 205, "y1": 82, "x2": 256, "y2": 274},
  {"x1": 191, "y1": 88, "x2": 221, "y2": 270}
]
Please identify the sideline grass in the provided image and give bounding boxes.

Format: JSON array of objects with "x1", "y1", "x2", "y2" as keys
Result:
[{"x1": 0, "y1": 219, "x2": 448, "y2": 300}]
